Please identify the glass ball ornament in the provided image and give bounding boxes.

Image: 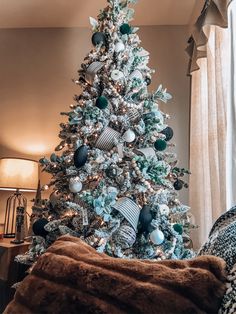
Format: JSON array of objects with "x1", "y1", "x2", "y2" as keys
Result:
[
  {"x1": 173, "y1": 223, "x2": 183, "y2": 235},
  {"x1": 161, "y1": 127, "x2": 174, "y2": 142},
  {"x1": 123, "y1": 129, "x2": 136, "y2": 143},
  {"x1": 69, "y1": 177, "x2": 83, "y2": 193},
  {"x1": 150, "y1": 228, "x2": 164, "y2": 245},
  {"x1": 32, "y1": 218, "x2": 49, "y2": 238},
  {"x1": 154, "y1": 139, "x2": 167, "y2": 151},
  {"x1": 74, "y1": 145, "x2": 88, "y2": 168},
  {"x1": 139, "y1": 205, "x2": 153, "y2": 233},
  {"x1": 145, "y1": 77, "x2": 152, "y2": 86},
  {"x1": 91, "y1": 32, "x2": 106, "y2": 46},
  {"x1": 173, "y1": 180, "x2": 183, "y2": 191},
  {"x1": 96, "y1": 96, "x2": 109, "y2": 109},
  {"x1": 115, "y1": 41, "x2": 125, "y2": 53},
  {"x1": 120, "y1": 23, "x2": 132, "y2": 35}
]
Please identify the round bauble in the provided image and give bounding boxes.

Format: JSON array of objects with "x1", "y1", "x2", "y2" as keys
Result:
[
  {"x1": 96, "y1": 96, "x2": 108, "y2": 109},
  {"x1": 173, "y1": 180, "x2": 183, "y2": 191},
  {"x1": 113, "y1": 224, "x2": 136, "y2": 249},
  {"x1": 161, "y1": 127, "x2": 174, "y2": 142},
  {"x1": 120, "y1": 23, "x2": 132, "y2": 35},
  {"x1": 49, "y1": 190, "x2": 61, "y2": 208},
  {"x1": 50, "y1": 153, "x2": 57, "y2": 162},
  {"x1": 129, "y1": 69, "x2": 143, "y2": 81},
  {"x1": 173, "y1": 223, "x2": 183, "y2": 235},
  {"x1": 106, "y1": 165, "x2": 118, "y2": 178},
  {"x1": 111, "y1": 69, "x2": 124, "y2": 81},
  {"x1": 154, "y1": 139, "x2": 167, "y2": 151},
  {"x1": 145, "y1": 77, "x2": 152, "y2": 86},
  {"x1": 139, "y1": 205, "x2": 153, "y2": 233},
  {"x1": 150, "y1": 228, "x2": 164, "y2": 245},
  {"x1": 91, "y1": 32, "x2": 106, "y2": 46},
  {"x1": 32, "y1": 218, "x2": 49, "y2": 238},
  {"x1": 115, "y1": 41, "x2": 125, "y2": 53},
  {"x1": 69, "y1": 177, "x2": 82, "y2": 193},
  {"x1": 74, "y1": 145, "x2": 88, "y2": 168},
  {"x1": 123, "y1": 129, "x2": 136, "y2": 143},
  {"x1": 159, "y1": 204, "x2": 170, "y2": 216}
]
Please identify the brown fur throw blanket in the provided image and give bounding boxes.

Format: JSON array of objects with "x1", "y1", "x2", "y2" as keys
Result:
[{"x1": 5, "y1": 236, "x2": 226, "y2": 314}]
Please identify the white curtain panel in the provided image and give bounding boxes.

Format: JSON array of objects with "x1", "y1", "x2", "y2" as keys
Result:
[
  {"x1": 189, "y1": 22, "x2": 233, "y2": 248},
  {"x1": 226, "y1": 1, "x2": 236, "y2": 209}
]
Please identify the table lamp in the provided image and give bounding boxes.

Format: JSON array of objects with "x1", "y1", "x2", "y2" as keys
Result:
[{"x1": 0, "y1": 158, "x2": 38, "y2": 242}]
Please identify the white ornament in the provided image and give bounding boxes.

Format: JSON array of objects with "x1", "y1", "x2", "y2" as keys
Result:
[
  {"x1": 123, "y1": 129, "x2": 136, "y2": 143},
  {"x1": 89, "y1": 17, "x2": 98, "y2": 31},
  {"x1": 111, "y1": 69, "x2": 124, "y2": 81},
  {"x1": 115, "y1": 41, "x2": 125, "y2": 53},
  {"x1": 129, "y1": 69, "x2": 143, "y2": 81},
  {"x1": 150, "y1": 229, "x2": 164, "y2": 245},
  {"x1": 69, "y1": 177, "x2": 83, "y2": 193},
  {"x1": 159, "y1": 204, "x2": 170, "y2": 216}
]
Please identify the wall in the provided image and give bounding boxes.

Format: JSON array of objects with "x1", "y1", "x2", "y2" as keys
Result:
[{"x1": 0, "y1": 26, "x2": 190, "y2": 223}]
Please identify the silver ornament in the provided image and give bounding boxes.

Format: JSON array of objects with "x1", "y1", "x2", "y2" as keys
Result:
[
  {"x1": 123, "y1": 129, "x2": 136, "y2": 143},
  {"x1": 69, "y1": 177, "x2": 82, "y2": 193},
  {"x1": 113, "y1": 224, "x2": 136, "y2": 249}
]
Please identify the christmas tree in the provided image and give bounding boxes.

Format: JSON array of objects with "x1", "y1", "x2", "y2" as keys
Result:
[{"x1": 20, "y1": 0, "x2": 195, "y2": 264}]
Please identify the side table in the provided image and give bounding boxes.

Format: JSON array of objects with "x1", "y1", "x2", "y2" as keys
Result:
[{"x1": 0, "y1": 238, "x2": 29, "y2": 313}]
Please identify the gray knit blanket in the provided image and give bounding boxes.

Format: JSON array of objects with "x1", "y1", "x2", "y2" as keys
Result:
[{"x1": 199, "y1": 206, "x2": 236, "y2": 313}]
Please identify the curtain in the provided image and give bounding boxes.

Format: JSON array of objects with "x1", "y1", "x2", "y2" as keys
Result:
[
  {"x1": 226, "y1": 1, "x2": 236, "y2": 208},
  {"x1": 188, "y1": 0, "x2": 235, "y2": 248}
]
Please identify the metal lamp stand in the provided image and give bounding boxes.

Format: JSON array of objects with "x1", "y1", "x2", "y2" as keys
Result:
[{"x1": 4, "y1": 189, "x2": 27, "y2": 242}]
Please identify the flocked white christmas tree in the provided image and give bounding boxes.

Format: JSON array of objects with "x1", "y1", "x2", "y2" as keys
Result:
[{"x1": 19, "y1": 0, "x2": 195, "y2": 265}]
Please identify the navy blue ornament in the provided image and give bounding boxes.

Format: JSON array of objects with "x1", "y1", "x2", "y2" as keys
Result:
[
  {"x1": 174, "y1": 180, "x2": 183, "y2": 191},
  {"x1": 91, "y1": 32, "x2": 106, "y2": 46},
  {"x1": 139, "y1": 205, "x2": 153, "y2": 233},
  {"x1": 32, "y1": 218, "x2": 49, "y2": 238},
  {"x1": 74, "y1": 145, "x2": 88, "y2": 168},
  {"x1": 145, "y1": 77, "x2": 152, "y2": 86},
  {"x1": 161, "y1": 127, "x2": 174, "y2": 142}
]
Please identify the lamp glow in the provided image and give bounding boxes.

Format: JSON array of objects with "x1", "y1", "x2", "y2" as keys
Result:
[{"x1": 0, "y1": 158, "x2": 38, "y2": 192}]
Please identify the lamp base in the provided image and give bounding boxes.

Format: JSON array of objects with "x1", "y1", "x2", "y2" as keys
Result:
[
  {"x1": 4, "y1": 233, "x2": 15, "y2": 238},
  {"x1": 11, "y1": 239, "x2": 24, "y2": 244}
]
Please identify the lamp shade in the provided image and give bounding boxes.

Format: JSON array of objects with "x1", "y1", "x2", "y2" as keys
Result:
[{"x1": 0, "y1": 158, "x2": 38, "y2": 191}]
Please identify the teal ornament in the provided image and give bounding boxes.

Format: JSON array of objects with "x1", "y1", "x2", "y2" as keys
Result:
[
  {"x1": 73, "y1": 145, "x2": 88, "y2": 168},
  {"x1": 91, "y1": 32, "x2": 106, "y2": 46},
  {"x1": 173, "y1": 223, "x2": 183, "y2": 235},
  {"x1": 120, "y1": 23, "x2": 131, "y2": 35},
  {"x1": 96, "y1": 96, "x2": 108, "y2": 109},
  {"x1": 50, "y1": 153, "x2": 57, "y2": 162},
  {"x1": 154, "y1": 139, "x2": 167, "y2": 151},
  {"x1": 150, "y1": 228, "x2": 164, "y2": 245}
]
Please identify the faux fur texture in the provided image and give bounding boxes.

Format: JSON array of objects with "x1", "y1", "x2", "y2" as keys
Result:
[{"x1": 4, "y1": 236, "x2": 226, "y2": 314}]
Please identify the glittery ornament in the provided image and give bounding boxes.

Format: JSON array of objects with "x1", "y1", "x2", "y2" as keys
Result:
[
  {"x1": 161, "y1": 127, "x2": 174, "y2": 141},
  {"x1": 123, "y1": 129, "x2": 136, "y2": 143},
  {"x1": 91, "y1": 32, "x2": 106, "y2": 46},
  {"x1": 150, "y1": 228, "x2": 164, "y2": 245},
  {"x1": 111, "y1": 70, "x2": 124, "y2": 81},
  {"x1": 74, "y1": 145, "x2": 88, "y2": 168},
  {"x1": 96, "y1": 96, "x2": 109, "y2": 109},
  {"x1": 173, "y1": 223, "x2": 183, "y2": 235},
  {"x1": 113, "y1": 224, "x2": 136, "y2": 249},
  {"x1": 154, "y1": 139, "x2": 167, "y2": 151},
  {"x1": 69, "y1": 177, "x2": 83, "y2": 193},
  {"x1": 174, "y1": 180, "x2": 183, "y2": 191},
  {"x1": 120, "y1": 23, "x2": 132, "y2": 35},
  {"x1": 159, "y1": 204, "x2": 170, "y2": 216}
]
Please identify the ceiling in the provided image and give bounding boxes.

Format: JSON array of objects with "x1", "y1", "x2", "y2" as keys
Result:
[{"x1": 0, "y1": 0, "x2": 204, "y2": 29}]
